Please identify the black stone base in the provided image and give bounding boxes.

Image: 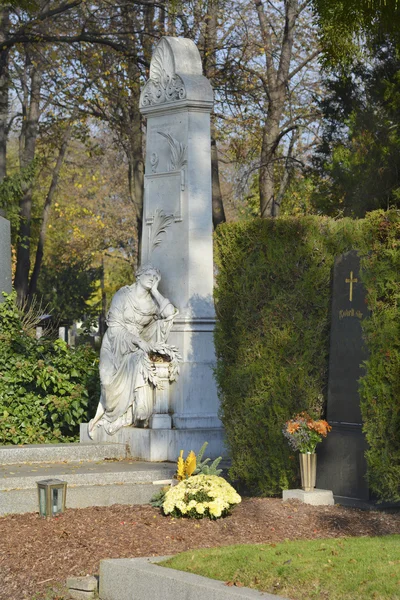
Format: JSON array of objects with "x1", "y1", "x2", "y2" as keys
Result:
[
  {"x1": 317, "y1": 423, "x2": 400, "y2": 510},
  {"x1": 316, "y1": 423, "x2": 370, "y2": 505}
]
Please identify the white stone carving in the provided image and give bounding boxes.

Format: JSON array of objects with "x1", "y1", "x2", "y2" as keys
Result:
[
  {"x1": 140, "y1": 38, "x2": 186, "y2": 107},
  {"x1": 144, "y1": 172, "x2": 183, "y2": 224},
  {"x1": 157, "y1": 131, "x2": 187, "y2": 172},
  {"x1": 150, "y1": 152, "x2": 159, "y2": 173},
  {"x1": 139, "y1": 37, "x2": 213, "y2": 114},
  {"x1": 88, "y1": 265, "x2": 181, "y2": 438},
  {"x1": 147, "y1": 209, "x2": 174, "y2": 258}
]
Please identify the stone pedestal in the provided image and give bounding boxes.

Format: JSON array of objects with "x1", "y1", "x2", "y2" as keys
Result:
[
  {"x1": 149, "y1": 362, "x2": 172, "y2": 430},
  {"x1": 282, "y1": 489, "x2": 334, "y2": 506},
  {"x1": 0, "y1": 216, "x2": 12, "y2": 300},
  {"x1": 138, "y1": 37, "x2": 223, "y2": 453},
  {"x1": 80, "y1": 423, "x2": 226, "y2": 462}
]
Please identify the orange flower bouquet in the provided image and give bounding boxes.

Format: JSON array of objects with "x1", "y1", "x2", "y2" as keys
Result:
[{"x1": 283, "y1": 412, "x2": 331, "y2": 453}]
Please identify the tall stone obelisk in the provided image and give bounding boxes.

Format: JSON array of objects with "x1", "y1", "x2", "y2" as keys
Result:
[
  {"x1": 139, "y1": 37, "x2": 224, "y2": 454},
  {"x1": 0, "y1": 213, "x2": 12, "y2": 301}
]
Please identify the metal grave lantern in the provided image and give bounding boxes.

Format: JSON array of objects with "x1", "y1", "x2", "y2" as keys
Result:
[{"x1": 37, "y1": 479, "x2": 67, "y2": 517}]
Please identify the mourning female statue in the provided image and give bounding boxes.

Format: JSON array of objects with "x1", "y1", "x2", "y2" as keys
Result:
[{"x1": 88, "y1": 265, "x2": 180, "y2": 438}]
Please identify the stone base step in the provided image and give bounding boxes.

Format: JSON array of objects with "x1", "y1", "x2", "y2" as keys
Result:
[
  {"x1": 80, "y1": 423, "x2": 226, "y2": 462},
  {"x1": 0, "y1": 442, "x2": 127, "y2": 465},
  {"x1": 0, "y1": 458, "x2": 175, "y2": 515},
  {"x1": 282, "y1": 488, "x2": 334, "y2": 506}
]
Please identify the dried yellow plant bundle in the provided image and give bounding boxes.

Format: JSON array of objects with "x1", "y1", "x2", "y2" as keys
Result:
[
  {"x1": 174, "y1": 442, "x2": 223, "y2": 482},
  {"x1": 185, "y1": 450, "x2": 197, "y2": 477},
  {"x1": 176, "y1": 449, "x2": 197, "y2": 480},
  {"x1": 176, "y1": 450, "x2": 185, "y2": 481}
]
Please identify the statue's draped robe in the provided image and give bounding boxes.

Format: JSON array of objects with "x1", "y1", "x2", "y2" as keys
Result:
[{"x1": 95, "y1": 284, "x2": 175, "y2": 435}]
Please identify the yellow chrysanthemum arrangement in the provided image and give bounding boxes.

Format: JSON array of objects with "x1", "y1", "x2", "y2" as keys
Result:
[{"x1": 162, "y1": 474, "x2": 241, "y2": 520}]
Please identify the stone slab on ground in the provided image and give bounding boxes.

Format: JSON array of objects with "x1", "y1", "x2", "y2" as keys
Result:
[
  {"x1": 67, "y1": 576, "x2": 98, "y2": 592},
  {"x1": 0, "y1": 442, "x2": 127, "y2": 465},
  {"x1": 67, "y1": 575, "x2": 98, "y2": 599},
  {"x1": 99, "y1": 556, "x2": 287, "y2": 600},
  {"x1": 68, "y1": 590, "x2": 96, "y2": 600},
  {"x1": 282, "y1": 488, "x2": 334, "y2": 506},
  {"x1": 0, "y1": 459, "x2": 175, "y2": 515}
]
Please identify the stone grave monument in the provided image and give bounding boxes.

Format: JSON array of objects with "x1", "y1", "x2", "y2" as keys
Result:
[
  {"x1": 0, "y1": 212, "x2": 12, "y2": 301},
  {"x1": 316, "y1": 250, "x2": 372, "y2": 507},
  {"x1": 81, "y1": 37, "x2": 225, "y2": 461}
]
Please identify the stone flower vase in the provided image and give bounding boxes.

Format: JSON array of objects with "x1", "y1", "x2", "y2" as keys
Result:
[{"x1": 299, "y1": 452, "x2": 317, "y2": 492}]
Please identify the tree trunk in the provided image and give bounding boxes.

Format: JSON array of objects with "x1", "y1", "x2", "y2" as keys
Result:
[
  {"x1": 203, "y1": 0, "x2": 226, "y2": 227},
  {"x1": 127, "y1": 68, "x2": 144, "y2": 264},
  {"x1": 28, "y1": 122, "x2": 72, "y2": 298},
  {"x1": 157, "y1": 1, "x2": 166, "y2": 35},
  {"x1": 254, "y1": 0, "x2": 299, "y2": 218},
  {"x1": 259, "y1": 102, "x2": 282, "y2": 217},
  {"x1": 0, "y1": 9, "x2": 10, "y2": 185},
  {"x1": 122, "y1": 5, "x2": 146, "y2": 265},
  {"x1": 211, "y1": 124, "x2": 226, "y2": 227},
  {"x1": 99, "y1": 255, "x2": 107, "y2": 337},
  {"x1": 274, "y1": 127, "x2": 299, "y2": 215},
  {"x1": 127, "y1": 129, "x2": 144, "y2": 262},
  {"x1": 14, "y1": 50, "x2": 43, "y2": 304},
  {"x1": 167, "y1": 0, "x2": 177, "y2": 35}
]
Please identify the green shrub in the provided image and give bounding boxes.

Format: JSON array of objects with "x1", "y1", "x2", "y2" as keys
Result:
[
  {"x1": 0, "y1": 291, "x2": 100, "y2": 444},
  {"x1": 214, "y1": 211, "x2": 400, "y2": 501},
  {"x1": 358, "y1": 211, "x2": 400, "y2": 502}
]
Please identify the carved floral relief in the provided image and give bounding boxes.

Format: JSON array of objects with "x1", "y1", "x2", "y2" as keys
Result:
[
  {"x1": 157, "y1": 132, "x2": 187, "y2": 172},
  {"x1": 140, "y1": 39, "x2": 186, "y2": 107}
]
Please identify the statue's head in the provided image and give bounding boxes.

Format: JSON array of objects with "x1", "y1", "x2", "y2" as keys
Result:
[{"x1": 135, "y1": 264, "x2": 161, "y2": 290}]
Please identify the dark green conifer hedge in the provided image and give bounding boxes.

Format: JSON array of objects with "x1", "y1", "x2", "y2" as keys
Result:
[{"x1": 214, "y1": 210, "x2": 400, "y2": 501}]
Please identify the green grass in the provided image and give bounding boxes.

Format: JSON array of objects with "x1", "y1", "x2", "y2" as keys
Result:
[{"x1": 160, "y1": 535, "x2": 400, "y2": 599}]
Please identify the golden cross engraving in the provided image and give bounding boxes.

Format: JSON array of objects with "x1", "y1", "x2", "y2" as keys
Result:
[{"x1": 345, "y1": 271, "x2": 358, "y2": 302}]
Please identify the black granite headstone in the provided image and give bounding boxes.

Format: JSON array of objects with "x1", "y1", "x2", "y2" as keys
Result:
[
  {"x1": 327, "y1": 251, "x2": 369, "y2": 424},
  {"x1": 316, "y1": 250, "x2": 372, "y2": 507}
]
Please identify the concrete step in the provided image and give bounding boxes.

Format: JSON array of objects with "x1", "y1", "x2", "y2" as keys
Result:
[
  {"x1": 0, "y1": 442, "x2": 127, "y2": 465},
  {"x1": 0, "y1": 457, "x2": 175, "y2": 515}
]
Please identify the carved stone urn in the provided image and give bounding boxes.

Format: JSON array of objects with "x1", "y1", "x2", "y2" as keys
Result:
[{"x1": 299, "y1": 453, "x2": 317, "y2": 492}]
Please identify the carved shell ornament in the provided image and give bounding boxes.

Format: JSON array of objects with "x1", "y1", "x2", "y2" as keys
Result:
[{"x1": 141, "y1": 39, "x2": 186, "y2": 107}]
